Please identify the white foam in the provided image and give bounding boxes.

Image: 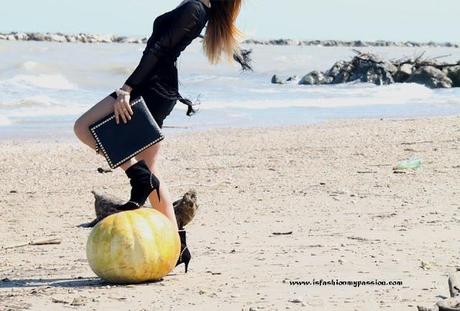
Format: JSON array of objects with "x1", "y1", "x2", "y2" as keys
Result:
[
  {"x1": 8, "y1": 74, "x2": 78, "y2": 90},
  {"x1": 17, "y1": 61, "x2": 39, "y2": 70},
  {"x1": 0, "y1": 95, "x2": 85, "y2": 118},
  {"x1": 198, "y1": 83, "x2": 459, "y2": 110},
  {"x1": 0, "y1": 95, "x2": 56, "y2": 109},
  {"x1": 0, "y1": 116, "x2": 12, "y2": 126}
]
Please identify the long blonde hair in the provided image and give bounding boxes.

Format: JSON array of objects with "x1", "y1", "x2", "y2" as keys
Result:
[{"x1": 203, "y1": 0, "x2": 243, "y2": 64}]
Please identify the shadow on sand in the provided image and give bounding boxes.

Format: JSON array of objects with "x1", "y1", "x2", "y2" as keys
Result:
[
  {"x1": 0, "y1": 276, "x2": 164, "y2": 289},
  {"x1": 0, "y1": 277, "x2": 107, "y2": 288}
]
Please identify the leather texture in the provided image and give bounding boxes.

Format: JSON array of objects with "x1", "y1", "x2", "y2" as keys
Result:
[{"x1": 89, "y1": 96, "x2": 164, "y2": 169}]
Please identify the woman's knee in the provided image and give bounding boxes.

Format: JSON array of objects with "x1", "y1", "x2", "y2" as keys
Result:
[
  {"x1": 73, "y1": 116, "x2": 89, "y2": 141},
  {"x1": 74, "y1": 95, "x2": 115, "y2": 141}
]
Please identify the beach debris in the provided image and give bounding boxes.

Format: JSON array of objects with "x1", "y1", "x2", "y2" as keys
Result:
[
  {"x1": 79, "y1": 189, "x2": 198, "y2": 228},
  {"x1": 299, "y1": 71, "x2": 332, "y2": 85},
  {"x1": 418, "y1": 272, "x2": 460, "y2": 311},
  {"x1": 271, "y1": 74, "x2": 284, "y2": 84},
  {"x1": 205, "y1": 270, "x2": 222, "y2": 275},
  {"x1": 52, "y1": 298, "x2": 70, "y2": 304},
  {"x1": 407, "y1": 66, "x2": 452, "y2": 88},
  {"x1": 393, "y1": 156, "x2": 422, "y2": 171},
  {"x1": 97, "y1": 167, "x2": 112, "y2": 174},
  {"x1": 277, "y1": 50, "x2": 460, "y2": 89},
  {"x1": 420, "y1": 260, "x2": 434, "y2": 271},
  {"x1": 2, "y1": 238, "x2": 61, "y2": 250},
  {"x1": 70, "y1": 297, "x2": 86, "y2": 306},
  {"x1": 272, "y1": 231, "x2": 293, "y2": 235},
  {"x1": 446, "y1": 66, "x2": 460, "y2": 87},
  {"x1": 417, "y1": 305, "x2": 439, "y2": 311}
]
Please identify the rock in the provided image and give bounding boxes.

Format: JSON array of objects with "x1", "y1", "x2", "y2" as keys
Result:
[
  {"x1": 326, "y1": 60, "x2": 354, "y2": 84},
  {"x1": 286, "y1": 75, "x2": 298, "y2": 83},
  {"x1": 113, "y1": 36, "x2": 129, "y2": 43},
  {"x1": 268, "y1": 39, "x2": 291, "y2": 45},
  {"x1": 271, "y1": 74, "x2": 284, "y2": 84},
  {"x1": 127, "y1": 38, "x2": 143, "y2": 44},
  {"x1": 323, "y1": 53, "x2": 398, "y2": 85},
  {"x1": 445, "y1": 66, "x2": 460, "y2": 87},
  {"x1": 96, "y1": 34, "x2": 114, "y2": 43},
  {"x1": 394, "y1": 63, "x2": 414, "y2": 83},
  {"x1": 65, "y1": 35, "x2": 77, "y2": 43},
  {"x1": 353, "y1": 40, "x2": 368, "y2": 47},
  {"x1": 349, "y1": 53, "x2": 395, "y2": 85},
  {"x1": 28, "y1": 32, "x2": 46, "y2": 41},
  {"x1": 407, "y1": 66, "x2": 452, "y2": 88},
  {"x1": 14, "y1": 32, "x2": 28, "y2": 40},
  {"x1": 299, "y1": 71, "x2": 332, "y2": 85},
  {"x1": 45, "y1": 34, "x2": 66, "y2": 42},
  {"x1": 70, "y1": 297, "x2": 86, "y2": 306}
]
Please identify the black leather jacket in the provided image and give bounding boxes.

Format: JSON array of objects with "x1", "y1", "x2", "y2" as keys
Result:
[{"x1": 124, "y1": 0, "x2": 210, "y2": 115}]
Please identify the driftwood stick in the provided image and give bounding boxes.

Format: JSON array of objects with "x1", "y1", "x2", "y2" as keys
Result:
[
  {"x1": 417, "y1": 305, "x2": 439, "y2": 311},
  {"x1": 448, "y1": 272, "x2": 460, "y2": 298},
  {"x1": 437, "y1": 297, "x2": 460, "y2": 310},
  {"x1": 3, "y1": 238, "x2": 61, "y2": 249}
]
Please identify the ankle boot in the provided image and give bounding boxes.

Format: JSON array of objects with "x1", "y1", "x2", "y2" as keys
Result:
[
  {"x1": 176, "y1": 229, "x2": 191, "y2": 273},
  {"x1": 117, "y1": 160, "x2": 160, "y2": 211}
]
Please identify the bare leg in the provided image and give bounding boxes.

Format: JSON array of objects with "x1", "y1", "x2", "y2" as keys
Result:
[
  {"x1": 73, "y1": 95, "x2": 135, "y2": 170},
  {"x1": 74, "y1": 95, "x2": 177, "y2": 229},
  {"x1": 135, "y1": 142, "x2": 178, "y2": 231}
]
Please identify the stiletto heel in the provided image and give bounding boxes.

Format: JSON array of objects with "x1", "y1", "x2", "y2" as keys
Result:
[
  {"x1": 149, "y1": 173, "x2": 161, "y2": 202},
  {"x1": 176, "y1": 229, "x2": 191, "y2": 273},
  {"x1": 183, "y1": 251, "x2": 191, "y2": 273}
]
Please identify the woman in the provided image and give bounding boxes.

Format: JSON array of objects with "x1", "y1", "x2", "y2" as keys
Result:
[{"x1": 73, "y1": 0, "x2": 243, "y2": 273}]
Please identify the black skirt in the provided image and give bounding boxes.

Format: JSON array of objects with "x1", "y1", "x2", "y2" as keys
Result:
[{"x1": 109, "y1": 88, "x2": 176, "y2": 129}]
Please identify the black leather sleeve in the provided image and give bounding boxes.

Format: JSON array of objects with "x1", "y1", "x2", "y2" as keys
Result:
[{"x1": 125, "y1": 2, "x2": 203, "y2": 88}]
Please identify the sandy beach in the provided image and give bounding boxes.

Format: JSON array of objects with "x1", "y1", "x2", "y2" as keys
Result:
[{"x1": 1, "y1": 115, "x2": 459, "y2": 310}]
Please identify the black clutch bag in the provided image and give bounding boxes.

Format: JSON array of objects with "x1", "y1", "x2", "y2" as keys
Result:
[{"x1": 89, "y1": 96, "x2": 164, "y2": 169}]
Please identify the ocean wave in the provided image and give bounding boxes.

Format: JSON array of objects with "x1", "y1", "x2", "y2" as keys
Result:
[
  {"x1": 102, "y1": 64, "x2": 133, "y2": 75},
  {"x1": 0, "y1": 94, "x2": 88, "y2": 119},
  {"x1": 0, "y1": 95, "x2": 57, "y2": 109},
  {"x1": 3, "y1": 74, "x2": 78, "y2": 90},
  {"x1": 199, "y1": 83, "x2": 459, "y2": 109},
  {"x1": 0, "y1": 116, "x2": 12, "y2": 126},
  {"x1": 15, "y1": 60, "x2": 54, "y2": 73}
]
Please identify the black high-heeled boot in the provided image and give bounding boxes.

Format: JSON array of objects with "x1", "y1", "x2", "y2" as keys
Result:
[
  {"x1": 117, "y1": 160, "x2": 161, "y2": 211},
  {"x1": 176, "y1": 229, "x2": 191, "y2": 273}
]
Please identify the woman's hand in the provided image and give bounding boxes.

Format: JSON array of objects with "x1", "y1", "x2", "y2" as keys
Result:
[{"x1": 113, "y1": 90, "x2": 133, "y2": 124}]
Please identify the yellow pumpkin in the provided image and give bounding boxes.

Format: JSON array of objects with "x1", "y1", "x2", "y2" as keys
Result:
[{"x1": 86, "y1": 208, "x2": 180, "y2": 284}]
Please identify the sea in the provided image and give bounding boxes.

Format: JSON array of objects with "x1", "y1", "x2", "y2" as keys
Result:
[{"x1": 1, "y1": 40, "x2": 460, "y2": 140}]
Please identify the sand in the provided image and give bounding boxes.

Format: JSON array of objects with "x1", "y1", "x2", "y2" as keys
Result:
[{"x1": 1, "y1": 116, "x2": 459, "y2": 311}]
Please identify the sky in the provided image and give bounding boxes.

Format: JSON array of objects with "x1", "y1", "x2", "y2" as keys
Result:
[{"x1": 1, "y1": 0, "x2": 458, "y2": 42}]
